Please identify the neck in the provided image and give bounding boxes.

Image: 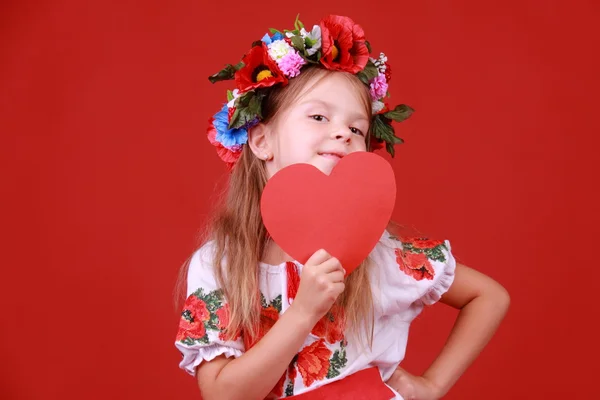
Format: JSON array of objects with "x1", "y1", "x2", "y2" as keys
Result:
[{"x1": 262, "y1": 239, "x2": 294, "y2": 265}]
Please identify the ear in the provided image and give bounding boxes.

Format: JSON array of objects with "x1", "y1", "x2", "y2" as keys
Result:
[{"x1": 247, "y1": 123, "x2": 273, "y2": 160}]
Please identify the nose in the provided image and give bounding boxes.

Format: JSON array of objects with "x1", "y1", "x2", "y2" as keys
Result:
[{"x1": 332, "y1": 126, "x2": 352, "y2": 144}]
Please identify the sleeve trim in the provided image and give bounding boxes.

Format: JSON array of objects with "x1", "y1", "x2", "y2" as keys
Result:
[
  {"x1": 417, "y1": 240, "x2": 457, "y2": 306},
  {"x1": 175, "y1": 342, "x2": 244, "y2": 376}
]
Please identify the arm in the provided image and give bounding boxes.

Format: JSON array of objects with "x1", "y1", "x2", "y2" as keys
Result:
[
  {"x1": 196, "y1": 304, "x2": 315, "y2": 400},
  {"x1": 388, "y1": 263, "x2": 510, "y2": 399},
  {"x1": 196, "y1": 250, "x2": 345, "y2": 400},
  {"x1": 424, "y1": 263, "x2": 510, "y2": 396}
]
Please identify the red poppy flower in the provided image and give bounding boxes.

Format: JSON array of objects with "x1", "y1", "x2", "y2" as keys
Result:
[
  {"x1": 244, "y1": 305, "x2": 280, "y2": 350},
  {"x1": 296, "y1": 339, "x2": 332, "y2": 387},
  {"x1": 185, "y1": 295, "x2": 210, "y2": 322},
  {"x1": 176, "y1": 318, "x2": 206, "y2": 341},
  {"x1": 404, "y1": 237, "x2": 445, "y2": 250},
  {"x1": 395, "y1": 249, "x2": 435, "y2": 281},
  {"x1": 234, "y1": 43, "x2": 288, "y2": 92},
  {"x1": 207, "y1": 118, "x2": 242, "y2": 170},
  {"x1": 216, "y1": 304, "x2": 241, "y2": 341},
  {"x1": 311, "y1": 305, "x2": 346, "y2": 344},
  {"x1": 319, "y1": 15, "x2": 369, "y2": 74},
  {"x1": 270, "y1": 372, "x2": 287, "y2": 398},
  {"x1": 268, "y1": 362, "x2": 298, "y2": 398}
]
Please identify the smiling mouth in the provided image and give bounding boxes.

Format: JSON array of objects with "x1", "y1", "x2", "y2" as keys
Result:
[{"x1": 318, "y1": 152, "x2": 345, "y2": 159}]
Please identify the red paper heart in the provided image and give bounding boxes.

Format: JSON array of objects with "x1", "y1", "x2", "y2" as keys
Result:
[{"x1": 260, "y1": 152, "x2": 396, "y2": 274}]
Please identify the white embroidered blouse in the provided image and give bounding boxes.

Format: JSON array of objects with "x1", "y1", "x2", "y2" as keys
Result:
[{"x1": 174, "y1": 230, "x2": 456, "y2": 399}]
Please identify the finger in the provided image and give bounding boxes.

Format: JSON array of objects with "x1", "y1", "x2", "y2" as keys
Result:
[
  {"x1": 327, "y1": 270, "x2": 345, "y2": 283},
  {"x1": 317, "y1": 257, "x2": 345, "y2": 274},
  {"x1": 305, "y1": 249, "x2": 331, "y2": 266}
]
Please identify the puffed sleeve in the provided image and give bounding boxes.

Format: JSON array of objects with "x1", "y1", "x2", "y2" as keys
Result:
[
  {"x1": 174, "y1": 241, "x2": 245, "y2": 376},
  {"x1": 369, "y1": 230, "x2": 457, "y2": 317}
]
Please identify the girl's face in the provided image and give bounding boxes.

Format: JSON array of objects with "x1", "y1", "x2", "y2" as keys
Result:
[{"x1": 252, "y1": 73, "x2": 370, "y2": 177}]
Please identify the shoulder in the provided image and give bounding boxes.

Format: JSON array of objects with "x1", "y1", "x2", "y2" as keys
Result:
[
  {"x1": 369, "y1": 229, "x2": 457, "y2": 310},
  {"x1": 185, "y1": 240, "x2": 221, "y2": 297}
]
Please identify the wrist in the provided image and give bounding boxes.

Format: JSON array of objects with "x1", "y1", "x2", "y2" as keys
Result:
[
  {"x1": 421, "y1": 372, "x2": 448, "y2": 399},
  {"x1": 286, "y1": 303, "x2": 319, "y2": 331}
]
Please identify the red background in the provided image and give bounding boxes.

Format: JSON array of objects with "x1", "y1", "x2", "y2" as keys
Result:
[{"x1": 2, "y1": 1, "x2": 599, "y2": 399}]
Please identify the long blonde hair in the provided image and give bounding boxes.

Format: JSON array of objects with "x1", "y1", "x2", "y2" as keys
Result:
[{"x1": 177, "y1": 66, "x2": 376, "y2": 347}]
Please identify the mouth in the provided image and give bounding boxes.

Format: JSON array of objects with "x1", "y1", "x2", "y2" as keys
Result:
[{"x1": 318, "y1": 151, "x2": 345, "y2": 160}]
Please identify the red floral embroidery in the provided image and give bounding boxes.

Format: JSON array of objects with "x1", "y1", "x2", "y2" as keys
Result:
[
  {"x1": 270, "y1": 361, "x2": 299, "y2": 398},
  {"x1": 296, "y1": 339, "x2": 332, "y2": 387},
  {"x1": 188, "y1": 295, "x2": 210, "y2": 320},
  {"x1": 403, "y1": 237, "x2": 445, "y2": 249},
  {"x1": 176, "y1": 317, "x2": 206, "y2": 341},
  {"x1": 271, "y1": 371, "x2": 287, "y2": 398},
  {"x1": 286, "y1": 261, "x2": 300, "y2": 304},
  {"x1": 176, "y1": 295, "x2": 210, "y2": 341},
  {"x1": 216, "y1": 304, "x2": 241, "y2": 341},
  {"x1": 244, "y1": 305, "x2": 280, "y2": 350},
  {"x1": 311, "y1": 305, "x2": 346, "y2": 344},
  {"x1": 395, "y1": 249, "x2": 434, "y2": 281}
]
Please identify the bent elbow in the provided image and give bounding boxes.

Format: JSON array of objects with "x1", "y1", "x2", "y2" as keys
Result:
[{"x1": 494, "y1": 284, "x2": 511, "y2": 316}]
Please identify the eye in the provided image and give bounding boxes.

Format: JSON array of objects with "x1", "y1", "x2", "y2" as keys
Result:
[
  {"x1": 350, "y1": 127, "x2": 365, "y2": 136},
  {"x1": 310, "y1": 114, "x2": 328, "y2": 122}
]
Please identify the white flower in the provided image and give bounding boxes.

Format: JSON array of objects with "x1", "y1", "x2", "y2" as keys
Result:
[
  {"x1": 227, "y1": 89, "x2": 240, "y2": 108},
  {"x1": 372, "y1": 52, "x2": 388, "y2": 74},
  {"x1": 268, "y1": 39, "x2": 293, "y2": 60},
  {"x1": 302, "y1": 25, "x2": 321, "y2": 56},
  {"x1": 372, "y1": 100, "x2": 385, "y2": 114}
]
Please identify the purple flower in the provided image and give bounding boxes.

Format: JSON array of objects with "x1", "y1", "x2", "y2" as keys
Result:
[
  {"x1": 278, "y1": 52, "x2": 306, "y2": 78},
  {"x1": 369, "y1": 73, "x2": 388, "y2": 101}
]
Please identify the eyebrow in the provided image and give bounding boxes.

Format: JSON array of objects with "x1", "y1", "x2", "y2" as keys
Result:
[{"x1": 300, "y1": 99, "x2": 369, "y2": 122}]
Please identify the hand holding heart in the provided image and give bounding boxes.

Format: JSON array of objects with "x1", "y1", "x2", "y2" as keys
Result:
[{"x1": 292, "y1": 249, "x2": 346, "y2": 324}]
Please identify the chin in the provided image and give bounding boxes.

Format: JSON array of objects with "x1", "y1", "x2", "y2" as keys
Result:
[{"x1": 313, "y1": 162, "x2": 334, "y2": 176}]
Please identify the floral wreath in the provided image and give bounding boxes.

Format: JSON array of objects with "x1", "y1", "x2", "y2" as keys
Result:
[{"x1": 207, "y1": 14, "x2": 414, "y2": 170}]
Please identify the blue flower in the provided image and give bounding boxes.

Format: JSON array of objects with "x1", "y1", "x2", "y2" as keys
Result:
[
  {"x1": 261, "y1": 31, "x2": 284, "y2": 45},
  {"x1": 213, "y1": 105, "x2": 248, "y2": 149}
]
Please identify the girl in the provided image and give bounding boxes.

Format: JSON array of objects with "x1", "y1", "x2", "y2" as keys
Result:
[{"x1": 175, "y1": 15, "x2": 509, "y2": 400}]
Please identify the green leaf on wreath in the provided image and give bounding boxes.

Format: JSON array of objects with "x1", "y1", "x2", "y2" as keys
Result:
[
  {"x1": 386, "y1": 143, "x2": 396, "y2": 158},
  {"x1": 208, "y1": 61, "x2": 244, "y2": 84},
  {"x1": 294, "y1": 14, "x2": 305, "y2": 31},
  {"x1": 290, "y1": 35, "x2": 305, "y2": 53},
  {"x1": 371, "y1": 114, "x2": 394, "y2": 141},
  {"x1": 305, "y1": 36, "x2": 317, "y2": 48},
  {"x1": 383, "y1": 104, "x2": 415, "y2": 123},
  {"x1": 229, "y1": 91, "x2": 260, "y2": 129}
]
